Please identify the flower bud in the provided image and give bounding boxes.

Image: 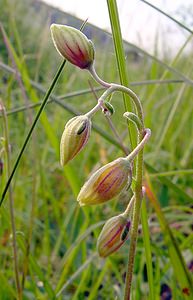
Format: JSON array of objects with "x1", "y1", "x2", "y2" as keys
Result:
[
  {"x1": 50, "y1": 24, "x2": 95, "y2": 69},
  {"x1": 60, "y1": 115, "x2": 91, "y2": 166},
  {"x1": 102, "y1": 101, "x2": 115, "y2": 116},
  {"x1": 77, "y1": 157, "x2": 132, "y2": 206},
  {"x1": 97, "y1": 214, "x2": 131, "y2": 257}
]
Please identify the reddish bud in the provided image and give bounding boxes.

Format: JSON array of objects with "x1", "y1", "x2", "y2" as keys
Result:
[
  {"x1": 77, "y1": 157, "x2": 132, "y2": 206},
  {"x1": 97, "y1": 214, "x2": 131, "y2": 257},
  {"x1": 50, "y1": 24, "x2": 95, "y2": 69}
]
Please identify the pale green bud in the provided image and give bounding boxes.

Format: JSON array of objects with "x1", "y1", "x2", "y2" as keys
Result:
[{"x1": 60, "y1": 115, "x2": 91, "y2": 166}]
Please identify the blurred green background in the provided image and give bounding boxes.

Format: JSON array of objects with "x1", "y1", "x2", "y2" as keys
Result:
[{"x1": 0, "y1": 0, "x2": 192, "y2": 299}]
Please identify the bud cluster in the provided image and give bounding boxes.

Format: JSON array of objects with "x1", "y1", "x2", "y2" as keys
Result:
[{"x1": 50, "y1": 24, "x2": 150, "y2": 258}]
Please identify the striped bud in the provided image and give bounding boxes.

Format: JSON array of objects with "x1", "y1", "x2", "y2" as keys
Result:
[
  {"x1": 50, "y1": 24, "x2": 95, "y2": 69},
  {"x1": 77, "y1": 157, "x2": 132, "y2": 206},
  {"x1": 97, "y1": 214, "x2": 131, "y2": 257},
  {"x1": 60, "y1": 115, "x2": 91, "y2": 166}
]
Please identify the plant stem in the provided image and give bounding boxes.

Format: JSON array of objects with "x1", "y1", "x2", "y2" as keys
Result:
[
  {"x1": 88, "y1": 80, "x2": 129, "y2": 155},
  {"x1": 141, "y1": 199, "x2": 155, "y2": 300},
  {"x1": 123, "y1": 112, "x2": 143, "y2": 132},
  {"x1": 0, "y1": 59, "x2": 66, "y2": 206},
  {"x1": 126, "y1": 128, "x2": 151, "y2": 161},
  {"x1": 123, "y1": 194, "x2": 135, "y2": 217},
  {"x1": 89, "y1": 64, "x2": 111, "y2": 88},
  {"x1": 0, "y1": 102, "x2": 22, "y2": 300},
  {"x1": 85, "y1": 101, "x2": 102, "y2": 118},
  {"x1": 89, "y1": 68, "x2": 144, "y2": 127},
  {"x1": 124, "y1": 131, "x2": 144, "y2": 300},
  {"x1": 89, "y1": 64, "x2": 148, "y2": 299}
]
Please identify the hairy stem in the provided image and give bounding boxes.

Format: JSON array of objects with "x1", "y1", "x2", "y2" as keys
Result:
[{"x1": 124, "y1": 132, "x2": 144, "y2": 300}]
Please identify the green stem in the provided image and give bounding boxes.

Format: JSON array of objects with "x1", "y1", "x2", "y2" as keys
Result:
[
  {"x1": 89, "y1": 64, "x2": 111, "y2": 88},
  {"x1": 0, "y1": 59, "x2": 66, "y2": 206},
  {"x1": 141, "y1": 199, "x2": 155, "y2": 300},
  {"x1": 89, "y1": 64, "x2": 148, "y2": 299},
  {"x1": 123, "y1": 112, "x2": 143, "y2": 132},
  {"x1": 105, "y1": 0, "x2": 131, "y2": 111},
  {"x1": 124, "y1": 132, "x2": 144, "y2": 300},
  {"x1": 123, "y1": 194, "x2": 135, "y2": 217},
  {"x1": 89, "y1": 68, "x2": 144, "y2": 127},
  {"x1": 126, "y1": 128, "x2": 151, "y2": 161},
  {"x1": 0, "y1": 102, "x2": 22, "y2": 299}
]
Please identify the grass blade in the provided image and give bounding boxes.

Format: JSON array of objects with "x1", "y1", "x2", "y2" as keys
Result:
[
  {"x1": 140, "y1": 0, "x2": 193, "y2": 34},
  {"x1": 145, "y1": 173, "x2": 193, "y2": 298},
  {"x1": 141, "y1": 200, "x2": 155, "y2": 300},
  {"x1": 106, "y1": 0, "x2": 136, "y2": 149}
]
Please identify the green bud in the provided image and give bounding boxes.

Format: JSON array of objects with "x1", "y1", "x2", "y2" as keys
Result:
[
  {"x1": 60, "y1": 115, "x2": 91, "y2": 166},
  {"x1": 103, "y1": 101, "x2": 115, "y2": 115}
]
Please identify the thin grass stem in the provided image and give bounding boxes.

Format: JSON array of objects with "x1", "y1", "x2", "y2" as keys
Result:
[
  {"x1": 0, "y1": 102, "x2": 22, "y2": 299},
  {"x1": 0, "y1": 59, "x2": 66, "y2": 206},
  {"x1": 140, "y1": 0, "x2": 193, "y2": 34}
]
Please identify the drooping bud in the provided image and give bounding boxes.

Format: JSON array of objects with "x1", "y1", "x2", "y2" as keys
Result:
[
  {"x1": 50, "y1": 24, "x2": 95, "y2": 69},
  {"x1": 77, "y1": 157, "x2": 132, "y2": 206},
  {"x1": 97, "y1": 214, "x2": 131, "y2": 257},
  {"x1": 60, "y1": 115, "x2": 91, "y2": 166},
  {"x1": 102, "y1": 101, "x2": 115, "y2": 116}
]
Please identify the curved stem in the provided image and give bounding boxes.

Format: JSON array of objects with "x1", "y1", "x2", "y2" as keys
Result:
[
  {"x1": 88, "y1": 66, "x2": 144, "y2": 127},
  {"x1": 111, "y1": 84, "x2": 144, "y2": 126},
  {"x1": 85, "y1": 101, "x2": 102, "y2": 118},
  {"x1": 89, "y1": 64, "x2": 149, "y2": 300},
  {"x1": 0, "y1": 59, "x2": 66, "y2": 206},
  {"x1": 126, "y1": 128, "x2": 151, "y2": 161},
  {"x1": 123, "y1": 194, "x2": 135, "y2": 217},
  {"x1": 89, "y1": 64, "x2": 111, "y2": 88},
  {"x1": 123, "y1": 112, "x2": 143, "y2": 132}
]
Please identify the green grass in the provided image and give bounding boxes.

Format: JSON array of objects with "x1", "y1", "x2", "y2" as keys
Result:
[{"x1": 0, "y1": 0, "x2": 193, "y2": 299}]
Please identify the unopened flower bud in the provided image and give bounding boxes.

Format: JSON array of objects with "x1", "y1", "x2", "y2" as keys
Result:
[
  {"x1": 102, "y1": 101, "x2": 115, "y2": 116},
  {"x1": 77, "y1": 157, "x2": 132, "y2": 206},
  {"x1": 50, "y1": 24, "x2": 95, "y2": 69},
  {"x1": 60, "y1": 115, "x2": 91, "y2": 166},
  {"x1": 97, "y1": 214, "x2": 131, "y2": 257}
]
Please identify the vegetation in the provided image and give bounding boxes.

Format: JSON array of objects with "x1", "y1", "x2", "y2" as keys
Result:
[{"x1": 0, "y1": 0, "x2": 192, "y2": 299}]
